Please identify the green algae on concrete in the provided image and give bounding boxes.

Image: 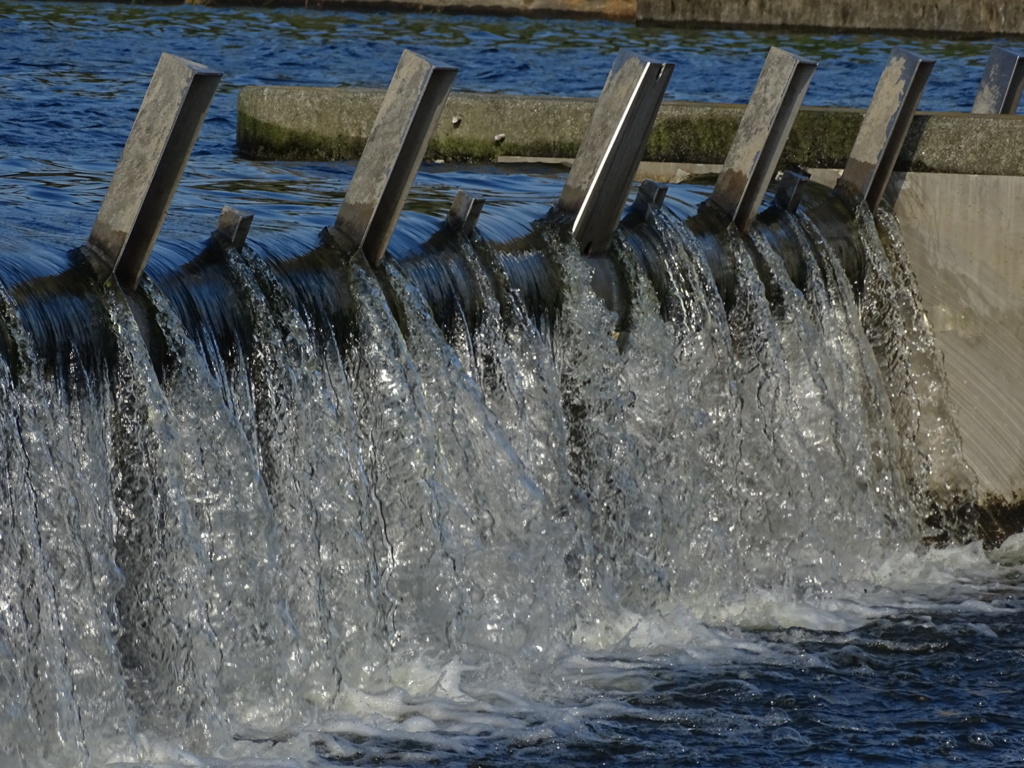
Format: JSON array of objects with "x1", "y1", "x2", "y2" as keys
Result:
[
  {"x1": 239, "y1": 86, "x2": 1024, "y2": 175},
  {"x1": 238, "y1": 87, "x2": 592, "y2": 163}
]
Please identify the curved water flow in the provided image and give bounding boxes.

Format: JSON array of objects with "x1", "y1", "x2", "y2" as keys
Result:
[{"x1": 3, "y1": 4, "x2": 1024, "y2": 767}]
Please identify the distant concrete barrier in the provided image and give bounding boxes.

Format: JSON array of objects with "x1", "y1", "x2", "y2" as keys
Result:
[
  {"x1": 189, "y1": 0, "x2": 1024, "y2": 35},
  {"x1": 635, "y1": 0, "x2": 1024, "y2": 37}
]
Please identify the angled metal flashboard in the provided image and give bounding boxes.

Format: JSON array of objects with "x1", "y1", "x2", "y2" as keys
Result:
[
  {"x1": 709, "y1": 47, "x2": 816, "y2": 233},
  {"x1": 86, "y1": 53, "x2": 221, "y2": 290},
  {"x1": 557, "y1": 51, "x2": 673, "y2": 256},
  {"x1": 329, "y1": 50, "x2": 458, "y2": 267},
  {"x1": 972, "y1": 46, "x2": 1024, "y2": 115},
  {"x1": 838, "y1": 47, "x2": 934, "y2": 211}
]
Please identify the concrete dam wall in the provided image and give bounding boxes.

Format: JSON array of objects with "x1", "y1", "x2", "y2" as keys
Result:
[
  {"x1": 187, "y1": 0, "x2": 1024, "y2": 36},
  {"x1": 237, "y1": 76, "x2": 1024, "y2": 511}
]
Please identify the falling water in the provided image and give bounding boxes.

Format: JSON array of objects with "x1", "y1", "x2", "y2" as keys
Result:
[{"x1": 0, "y1": 186, "x2": 1004, "y2": 766}]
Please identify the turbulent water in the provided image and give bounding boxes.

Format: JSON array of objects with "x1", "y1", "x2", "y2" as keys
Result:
[
  {"x1": 3, "y1": 188, "x2": 1023, "y2": 766},
  {"x1": 3, "y1": 2, "x2": 1024, "y2": 767}
]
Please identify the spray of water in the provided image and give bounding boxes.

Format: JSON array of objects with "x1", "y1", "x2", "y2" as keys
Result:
[{"x1": 0, "y1": 194, "x2": 980, "y2": 765}]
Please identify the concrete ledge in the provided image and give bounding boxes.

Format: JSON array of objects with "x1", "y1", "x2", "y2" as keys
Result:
[
  {"x1": 636, "y1": 0, "x2": 1024, "y2": 36},
  {"x1": 187, "y1": 0, "x2": 635, "y2": 20},
  {"x1": 238, "y1": 87, "x2": 1024, "y2": 175},
  {"x1": 188, "y1": 0, "x2": 1024, "y2": 34}
]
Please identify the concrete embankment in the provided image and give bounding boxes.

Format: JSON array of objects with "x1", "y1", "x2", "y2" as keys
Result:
[
  {"x1": 636, "y1": 0, "x2": 1024, "y2": 37},
  {"x1": 237, "y1": 85, "x2": 1024, "y2": 511},
  {"x1": 191, "y1": 0, "x2": 1024, "y2": 35}
]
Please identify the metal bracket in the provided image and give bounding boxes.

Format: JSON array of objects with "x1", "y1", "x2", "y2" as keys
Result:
[
  {"x1": 86, "y1": 53, "x2": 221, "y2": 290},
  {"x1": 972, "y1": 46, "x2": 1024, "y2": 115},
  {"x1": 629, "y1": 178, "x2": 668, "y2": 223},
  {"x1": 328, "y1": 50, "x2": 457, "y2": 267},
  {"x1": 772, "y1": 166, "x2": 811, "y2": 213},
  {"x1": 445, "y1": 190, "x2": 485, "y2": 235},
  {"x1": 709, "y1": 47, "x2": 816, "y2": 233},
  {"x1": 838, "y1": 47, "x2": 934, "y2": 211},
  {"x1": 215, "y1": 206, "x2": 253, "y2": 249},
  {"x1": 557, "y1": 51, "x2": 673, "y2": 256}
]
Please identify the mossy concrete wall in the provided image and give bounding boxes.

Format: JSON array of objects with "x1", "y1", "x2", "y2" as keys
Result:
[
  {"x1": 236, "y1": 86, "x2": 1024, "y2": 505},
  {"x1": 238, "y1": 86, "x2": 1024, "y2": 175}
]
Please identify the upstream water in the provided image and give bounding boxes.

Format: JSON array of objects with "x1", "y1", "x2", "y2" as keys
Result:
[{"x1": 3, "y1": 2, "x2": 1024, "y2": 767}]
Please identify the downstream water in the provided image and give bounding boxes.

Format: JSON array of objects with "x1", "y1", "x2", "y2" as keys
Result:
[{"x1": 2, "y1": 3, "x2": 1024, "y2": 767}]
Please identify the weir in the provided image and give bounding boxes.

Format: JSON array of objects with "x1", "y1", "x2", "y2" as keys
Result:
[{"x1": 0, "y1": 42, "x2": 1017, "y2": 766}]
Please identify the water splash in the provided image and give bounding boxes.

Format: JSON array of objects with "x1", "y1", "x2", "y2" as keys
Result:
[{"x1": 0, "y1": 194, "x2": 981, "y2": 764}]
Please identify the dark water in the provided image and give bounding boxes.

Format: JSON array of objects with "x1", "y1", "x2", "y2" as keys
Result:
[{"x1": 3, "y1": 3, "x2": 1024, "y2": 768}]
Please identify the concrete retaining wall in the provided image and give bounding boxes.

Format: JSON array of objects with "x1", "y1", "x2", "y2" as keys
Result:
[
  {"x1": 236, "y1": 86, "x2": 1024, "y2": 506},
  {"x1": 191, "y1": 0, "x2": 1024, "y2": 34},
  {"x1": 186, "y1": 0, "x2": 635, "y2": 20},
  {"x1": 890, "y1": 172, "x2": 1024, "y2": 507},
  {"x1": 636, "y1": 0, "x2": 1024, "y2": 36}
]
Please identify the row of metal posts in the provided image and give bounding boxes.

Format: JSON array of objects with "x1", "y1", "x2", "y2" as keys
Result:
[{"x1": 77, "y1": 44, "x2": 1024, "y2": 312}]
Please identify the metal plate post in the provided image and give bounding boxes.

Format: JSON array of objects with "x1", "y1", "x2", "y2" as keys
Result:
[
  {"x1": 972, "y1": 47, "x2": 1024, "y2": 115},
  {"x1": 709, "y1": 47, "x2": 816, "y2": 233},
  {"x1": 772, "y1": 166, "x2": 812, "y2": 213},
  {"x1": 445, "y1": 190, "x2": 485, "y2": 235},
  {"x1": 629, "y1": 179, "x2": 668, "y2": 223},
  {"x1": 86, "y1": 53, "x2": 221, "y2": 290},
  {"x1": 838, "y1": 48, "x2": 934, "y2": 211},
  {"x1": 328, "y1": 50, "x2": 457, "y2": 267},
  {"x1": 215, "y1": 206, "x2": 254, "y2": 249},
  {"x1": 556, "y1": 51, "x2": 673, "y2": 256}
]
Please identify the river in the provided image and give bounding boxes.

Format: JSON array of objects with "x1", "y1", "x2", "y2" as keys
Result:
[{"x1": 2, "y1": 3, "x2": 1024, "y2": 767}]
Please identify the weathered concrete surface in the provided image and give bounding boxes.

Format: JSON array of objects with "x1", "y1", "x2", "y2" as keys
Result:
[
  {"x1": 238, "y1": 87, "x2": 1024, "y2": 175},
  {"x1": 637, "y1": 0, "x2": 1024, "y2": 36},
  {"x1": 187, "y1": 0, "x2": 635, "y2": 20},
  {"x1": 189, "y1": 0, "x2": 1024, "y2": 33},
  {"x1": 889, "y1": 172, "x2": 1024, "y2": 506}
]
